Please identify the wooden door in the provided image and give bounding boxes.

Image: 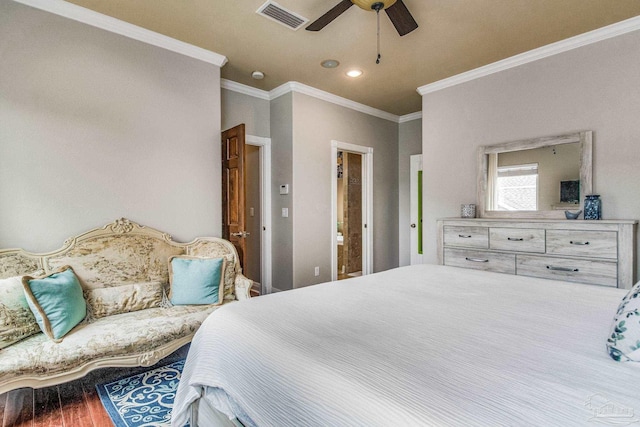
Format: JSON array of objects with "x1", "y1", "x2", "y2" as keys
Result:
[{"x1": 222, "y1": 124, "x2": 247, "y2": 268}]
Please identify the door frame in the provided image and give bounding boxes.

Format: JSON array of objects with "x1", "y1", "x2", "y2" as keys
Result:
[
  {"x1": 410, "y1": 154, "x2": 424, "y2": 265},
  {"x1": 330, "y1": 140, "x2": 373, "y2": 281},
  {"x1": 246, "y1": 135, "x2": 272, "y2": 294}
]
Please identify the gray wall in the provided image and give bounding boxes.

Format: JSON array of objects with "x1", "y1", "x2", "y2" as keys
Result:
[
  {"x1": 0, "y1": 1, "x2": 223, "y2": 251},
  {"x1": 221, "y1": 89, "x2": 270, "y2": 137},
  {"x1": 398, "y1": 119, "x2": 422, "y2": 266},
  {"x1": 292, "y1": 92, "x2": 399, "y2": 288},
  {"x1": 269, "y1": 93, "x2": 294, "y2": 290},
  {"x1": 422, "y1": 29, "x2": 640, "y2": 279}
]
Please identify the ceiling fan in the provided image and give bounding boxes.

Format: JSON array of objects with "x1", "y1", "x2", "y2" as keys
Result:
[{"x1": 306, "y1": 0, "x2": 418, "y2": 37}]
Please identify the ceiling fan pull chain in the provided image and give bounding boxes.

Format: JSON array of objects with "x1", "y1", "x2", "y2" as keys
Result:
[{"x1": 376, "y1": 8, "x2": 381, "y2": 64}]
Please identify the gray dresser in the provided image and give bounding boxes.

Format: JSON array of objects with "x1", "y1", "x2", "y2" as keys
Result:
[{"x1": 437, "y1": 218, "x2": 637, "y2": 289}]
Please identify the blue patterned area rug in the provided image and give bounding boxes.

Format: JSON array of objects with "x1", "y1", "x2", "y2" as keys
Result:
[{"x1": 96, "y1": 359, "x2": 189, "y2": 427}]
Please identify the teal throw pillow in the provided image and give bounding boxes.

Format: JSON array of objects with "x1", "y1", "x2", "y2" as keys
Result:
[
  {"x1": 22, "y1": 266, "x2": 87, "y2": 342},
  {"x1": 169, "y1": 256, "x2": 226, "y2": 306},
  {"x1": 607, "y1": 280, "x2": 640, "y2": 362}
]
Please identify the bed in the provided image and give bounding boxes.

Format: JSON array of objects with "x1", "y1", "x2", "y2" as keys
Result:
[{"x1": 171, "y1": 264, "x2": 640, "y2": 426}]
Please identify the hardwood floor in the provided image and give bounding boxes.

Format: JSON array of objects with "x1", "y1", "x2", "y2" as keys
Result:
[
  {"x1": 1, "y1": 377, "x2": 112, "y2": 427},
  {"x1": 0, "y1": 345, "x2": 189, "y2": 427}
]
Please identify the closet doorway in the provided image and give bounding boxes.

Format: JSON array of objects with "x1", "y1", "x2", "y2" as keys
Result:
[{"x1": 331, "y1": 141, "x2": 373, "y2": 281}]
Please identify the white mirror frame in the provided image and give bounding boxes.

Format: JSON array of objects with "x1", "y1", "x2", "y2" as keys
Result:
[{"x1": 477, "y1": 131, "x2": 592, "y2": 219}]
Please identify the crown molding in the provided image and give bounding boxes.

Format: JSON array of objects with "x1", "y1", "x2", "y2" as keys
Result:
[
  {"x1": 221, "y1": 79, "x2": 270, "y2": 100},
  {"x1": 418, "y1": 15, "x2": 640, "y2": 95},
  {"x1": 269, "y1": 82, "x2": 295, "y2": 102},
  {"x1": 13, "y1": 0, "x2": 228, "y2": 67},
  {"x1": 222, "y1": 79, "x2": 412, "y2": 123},
  {"x1": 398, "y1": 111, "x2": 422, "y2": 123},
  {"x1": 284, "y1": 82, "x2": 400, "y2": 123}
]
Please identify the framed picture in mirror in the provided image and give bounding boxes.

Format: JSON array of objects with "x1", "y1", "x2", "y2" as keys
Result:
[{"x1": 560, "y1": 180, "x2": 580, "y2": 204}]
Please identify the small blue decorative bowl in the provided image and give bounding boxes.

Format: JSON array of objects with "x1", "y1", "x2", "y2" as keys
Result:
[{"x1": 565, "y1": 210, "x2": 582, "y2": 220}]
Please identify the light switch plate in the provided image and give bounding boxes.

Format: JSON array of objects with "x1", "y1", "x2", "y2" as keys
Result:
[{"x1": 282, "y1": 208, "x2": 289, "y2": 217}]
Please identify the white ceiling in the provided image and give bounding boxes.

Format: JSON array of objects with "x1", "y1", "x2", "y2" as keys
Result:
[{"x1": 64, "y1": 0, "x2": 640, "y2": 115}]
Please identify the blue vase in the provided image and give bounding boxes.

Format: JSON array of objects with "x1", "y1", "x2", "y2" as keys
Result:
[{"x1": 584, "y1": 195, "x2": 601, "y2": 220}]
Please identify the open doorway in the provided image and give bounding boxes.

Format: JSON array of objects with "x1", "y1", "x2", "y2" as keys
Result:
[
  {"x1": 331, "y1": 140, "x2": 373, "y2": 281},
  {"x1": 244, "y1": 144, "x2": 261, "y2": 285},
  {"x1": 246, "y1": 135, "x2": 272, "y2": 294},
  {"x1": 337, "y1": 151, "x2": 363, "y2": 279},
  {"x1": 410, "y1": 154, "x2": 424, "y2": 265}
]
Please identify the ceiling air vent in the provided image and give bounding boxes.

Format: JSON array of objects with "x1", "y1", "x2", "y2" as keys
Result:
[{"x1": 256, "y1": 1, "x2": 309, "y2": 31}]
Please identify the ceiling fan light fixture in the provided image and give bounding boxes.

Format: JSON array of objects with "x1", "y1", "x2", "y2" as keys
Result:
[
  {"x1": 351, "y1": 0, "x2": 396, "y2": 11},
  {"x1": 306, "y1": 0, "x2": 417, "y2": 36},
  {"x1": 346, "y1": 69, "x2": 363, "y2": 78}
]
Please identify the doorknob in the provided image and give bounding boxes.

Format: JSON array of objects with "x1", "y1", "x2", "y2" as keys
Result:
[
  {"x1": 410, "y1": 223, "x2": 416, "y2": 228},
  {"x1": 231, "y1": 231, "x2": 250, "y2": 238}
]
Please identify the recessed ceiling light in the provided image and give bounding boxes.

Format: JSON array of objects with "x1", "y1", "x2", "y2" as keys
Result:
[
  {"x1": 251, "y1": 70, "x2": 265, "y2": 79},
  {"x1": 321, "y1": 59, "x2": 340, "y2": 68},
  {"x1": 346, "y1": 69, "x2": 363, "y2": 78}
]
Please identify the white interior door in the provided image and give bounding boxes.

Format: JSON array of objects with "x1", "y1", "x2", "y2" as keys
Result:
[{"x1": 410, "y1": 154, "x2": 424, "y2": 265}]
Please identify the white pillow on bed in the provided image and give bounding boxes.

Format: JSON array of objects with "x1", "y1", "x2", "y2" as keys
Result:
[{"x1": 607, "y1": 281, "x2": 640, "y2": 362}]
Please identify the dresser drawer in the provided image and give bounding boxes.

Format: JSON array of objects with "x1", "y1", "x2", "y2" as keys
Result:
[
  {"x1": 444, "y1": 248, "x2": 515, "y2": 274},
  {"x1": 443, "y1": 226, "x2": 488, "y2": 249},
  {"x1": 489, "y1": 228, "x2": 545, "y2": 253},
  {"x1": 516, "y1": 254, "x2": 617, "y2": 287},
  {"x1": 546, "y1": 230, "x2": 617, "y2": 259}
]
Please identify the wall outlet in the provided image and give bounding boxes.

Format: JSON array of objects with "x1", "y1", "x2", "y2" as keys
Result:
[
  {"x1": 314, "y1": 266, "x2": 320, "y2": 276},
  {"x1": 281, "y1": 208, "x2": 289, "y2": 218}
]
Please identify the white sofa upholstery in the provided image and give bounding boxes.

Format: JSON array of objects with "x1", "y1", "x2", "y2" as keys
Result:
[{"x1": 0, "y1": 218, "x2": 251, "y2": 394}]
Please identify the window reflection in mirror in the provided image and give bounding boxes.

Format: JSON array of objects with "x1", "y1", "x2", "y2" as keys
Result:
[
  {"x1": 494, "y1": 163, "x2": 538, "y2": 210},
  {"x1": 486, "y1": 142, "x2": 580, "y2": 211}
]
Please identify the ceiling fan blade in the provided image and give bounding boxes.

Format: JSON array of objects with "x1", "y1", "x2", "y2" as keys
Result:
[
  {"x1": 385, "y1": 0, "x2": 418, "y2": 36},
  {"x1": 306, "y1": 0, "x2": 354, "y2": 31}
]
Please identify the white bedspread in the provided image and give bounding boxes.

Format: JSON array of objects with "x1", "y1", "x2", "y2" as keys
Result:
[{"x1": 172, "y1": 264, "x2": 640, "y2": 426}]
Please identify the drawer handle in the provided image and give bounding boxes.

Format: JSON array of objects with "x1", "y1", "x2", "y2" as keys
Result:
[
  {"x1": 546, "y1": 265, "x2": 579, "y2": 272},
  {"x1": 466, "y1": 257, "x2": 489, "y2": 263},
  {"x1": 507, "y1": 237, "x2": 524, "y2": 241},
  {"x1": 569, "y1": 241, "x2": 590, "y2": 245},
  {"x1": 458, "y1": 234, "x2": 472, "y2": 238}
]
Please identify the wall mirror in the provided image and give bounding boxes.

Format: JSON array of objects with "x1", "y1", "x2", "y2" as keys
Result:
[{"x1": 477, "y1": 131, "x2": 592, "y2": 219}]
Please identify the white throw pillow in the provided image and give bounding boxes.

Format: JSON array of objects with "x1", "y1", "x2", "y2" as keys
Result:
[{"x1": 0, "y1": 276, "x2": 40, "y2": 348}]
